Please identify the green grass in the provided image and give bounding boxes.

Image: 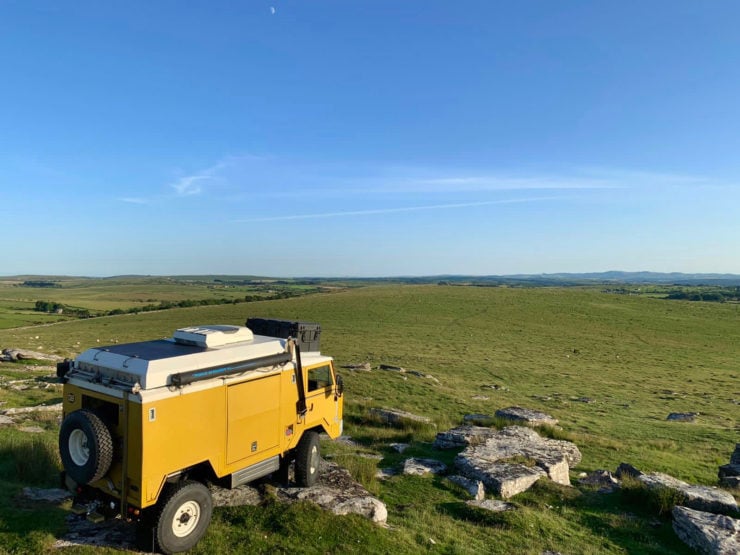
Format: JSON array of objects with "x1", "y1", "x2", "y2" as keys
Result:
[{"x1": 0, "y1": 283, "x2": 737, "y2": 553}]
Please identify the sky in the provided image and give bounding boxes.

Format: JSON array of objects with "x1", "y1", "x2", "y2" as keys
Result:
[{"x1": 1, "y1": 1, "x2": 739, "y2": 277}]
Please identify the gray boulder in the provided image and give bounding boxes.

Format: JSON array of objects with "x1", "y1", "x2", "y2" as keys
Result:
[
  {"x1": 434, "y1": 425, "x2": 498, "y2": 449},
  {"x1": 448, "y1": 475, "x2": 485, "y2": 500},
  {"x1": 466, "y1": 499, "x2": 515, "y2": 512},
  {"x1": 369, "y1": 407, "x2": 431, "y2": 425},
  {"x1": 673, "y1": 506, "x2": 740, "y2": 554},
  {"x1": 731, "y1": 444, "x2": 740, "y2": 465},
  {"x1": 495, "y1": 406, "x2": 558, "y2": 427},
  {"x1": 579, "y1": 470, "x2": 620, "y2": 492},
  {"x1": 667, "y1": 412, "x2": 698, "y2": 422},
  {"x1": 277, "y1": 460, "x2": 387, "y2": 524},
  {"x1": 2, "y1": 348, "x2": 62, "y2": 361},
  {"x1": 454, "y1": 426, "x2": 581, "y2": 498},
  {"x1": 403, "y1": 458, "x2": 447, "y2": 476},
  {"x1": 638, "y1": 473, "x2": 738, "y2": 514}
]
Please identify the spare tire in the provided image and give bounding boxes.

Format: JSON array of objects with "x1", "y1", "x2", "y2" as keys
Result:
[{"x1": 59, "y1": 409, "x2": 113, "y2": 484}]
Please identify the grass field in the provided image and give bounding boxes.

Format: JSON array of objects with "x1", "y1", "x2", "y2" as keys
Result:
[{"x1": 0, "y1": 283, "x2": 737, "y2": 553}]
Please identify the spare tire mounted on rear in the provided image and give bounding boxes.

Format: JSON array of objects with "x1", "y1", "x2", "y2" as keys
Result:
[{"x1": 59, "y1": 409, "x2": 114, "y2": 484}]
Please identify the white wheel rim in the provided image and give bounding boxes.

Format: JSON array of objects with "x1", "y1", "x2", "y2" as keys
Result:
[
  {"x1": 171, "y1": 500, "x2": 200, "y2": 538},
  {"x1": 309, "y1": 445, "x2": 319, "y2": 475},
  {"x1": 68, "y1": 429, "x2": 90, "y2": 466}
]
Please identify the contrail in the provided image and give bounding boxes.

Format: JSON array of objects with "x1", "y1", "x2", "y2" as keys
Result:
[{"x1": 233, "y1": 196, "x2": 562, "y2": 223}]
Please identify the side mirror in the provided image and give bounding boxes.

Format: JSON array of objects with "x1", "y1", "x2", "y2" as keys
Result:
[{"x1": 335, "y1": 374, "x2": 344, "y2": 398}]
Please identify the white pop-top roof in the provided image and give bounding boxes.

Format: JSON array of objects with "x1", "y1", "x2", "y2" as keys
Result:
[{"x1": 74, "y1": 326, "x2": 290, "y2": 390}]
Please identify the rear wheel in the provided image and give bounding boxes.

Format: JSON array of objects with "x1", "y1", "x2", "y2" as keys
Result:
[
  {"x1": 153, "y1": 481, "x2": 212, "y2": 555},
  {"x1": 59, "y1": 410, "x2": 113, "y2": 484},
  {"x1": 295, "y1": 431, "x2": 320, "y2": 487}
]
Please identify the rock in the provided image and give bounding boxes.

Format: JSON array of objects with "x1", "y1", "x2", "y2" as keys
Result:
[
  {"x1": 389, "y1": 443, "x2": 409, "y2": 454},
  {"x1": 495, "y1": 406, "x2": 558, "y2": 427},
  {"x1": 667, "y1": 412, "x2": 698, "y2": 422},
  {"x1": 638, "y1": 473, "x2": 738, "y2": 514},
  {"x1": 573, "y1": 397, "x2": 595, "y2": 403},
  {"x1": 434, "y1": 425, "x2": 499, "y2": 450},
  {"x1": 463, "y1": 414, "x2": 496, "y2": 426},
  {"x1": 335, "y1": 435, "x2": 359, "y2": 447},
  {"x1": 2, "y1": 348, "x2": 62, "y2": 361},
  {"x1": 731, "y1": 444, "x2": 740, "y2": 465},
  {"x1": 1, "y1": 403, "x2": 63, "y2": 415},
  {"x1": 466, "y1": 499, "x2": 515, "y2": 512},
  {"x1": 379, "y1": 364, "x2": 405, "y2": 372},
  {"x1": 277, "y1": 461, "x2": 387, "y2": 524},
  {"x1": 481, "y1": 384, "x2": 508, "y2": 391},
  {"x1": 375, "y1": 468, "x2": 399, "y2": 479},
  {"x1": 458, "y1": 461, "x2": 545, "y2": 498},
  {"x1": 0, "y1": 415, "x2": 13, "y2": 425},
  {"x1": 341, "y1": 362, "x2": 372, "y2": 371},
  {"x1": 615, "y1": 462, "x2": 643, "y2": 479},
  {"x1": 18, "y1": 426, "x2": 45, "y2": 433},
  {"x1": 369, "y1": 407, "x2": 431, "y2": 425},
  {"x1": 54, "y1": 515, "x2": 136, "y2": 550},
  {"x1": 579, "y1": 470, "x2": 619, "y2": 492},
  {"x1": 672, "y1": 506, "x2": 740, "y2": 554},
  {"x1": 21, "y1": 487, "x2": 72, "y2": 503},
  {"x1": 209, "y1": 484, "x2": 261, "y2": 507},
  {"x1": 718, "y1": 464, "x2": 740, "y2": 480},
  {"x1": 448, "y1": 475, "x2": 485, "y2": 500},
  {"x1": 471, "y1": 395, "x2": 490, "y2": 401},
  {"x1": 403, "y1": 458, "x2": 447, "y2": 476},
  {"x1": 454, "y1": 426, "x2": 581, "y2": 498},
  {"x1": 720, "y1": 476, "x2": 740, "y2": 489}
]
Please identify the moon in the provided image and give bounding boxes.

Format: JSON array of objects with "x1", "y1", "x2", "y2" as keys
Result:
[{"x1": 270, "y1": 6, "x2": 276, "y2": 15}]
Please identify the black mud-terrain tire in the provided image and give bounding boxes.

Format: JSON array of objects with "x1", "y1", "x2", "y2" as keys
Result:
[
  {"x1": 59, "y1": 409, "x2": 113, "y2": 485},
  {"x1": 295, "y1": 431, "x2": 320, "y2": 487},
  {"x1": 153, "y1": 481, "x2": 213, "y2": 555}
]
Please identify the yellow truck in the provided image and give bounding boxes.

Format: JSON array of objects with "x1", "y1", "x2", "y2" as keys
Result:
[{"x1": 57, "y1": 319, "x2": 344, "y2": 554}]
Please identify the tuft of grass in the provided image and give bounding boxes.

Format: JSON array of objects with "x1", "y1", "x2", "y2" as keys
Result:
[
  {"x1": 329, "y1": 454, "x2": 379, "y2": 493},
  {"x1": 1, "y1": 434, "x2": 62, "y2": 486},
  {"x1": 619, "y1": 475, "x2": 687, "y2": 516}
]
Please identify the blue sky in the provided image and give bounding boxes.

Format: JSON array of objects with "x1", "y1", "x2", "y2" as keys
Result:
[{"x1": 1, "y1": 1, "x2": 739, "y2": 276}]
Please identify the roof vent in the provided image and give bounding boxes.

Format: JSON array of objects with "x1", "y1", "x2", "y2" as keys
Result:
[{"x1": 173, "y1": 325, "x2": 254, "y2": 348}]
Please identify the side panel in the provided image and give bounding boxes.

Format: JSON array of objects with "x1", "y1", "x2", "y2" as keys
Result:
[
  {"x1": 141, "y1": 387, "x2": 226, "y2": 504},
  {"x1": 226, "y1": 375, "x2": 281, "y2": 464}
]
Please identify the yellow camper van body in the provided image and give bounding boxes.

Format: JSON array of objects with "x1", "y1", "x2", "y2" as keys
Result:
[{"x1": 58, "y1": 323, "x2": 343, "y2": 553}]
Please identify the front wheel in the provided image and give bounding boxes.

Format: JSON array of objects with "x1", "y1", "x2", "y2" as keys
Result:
[
  {"x1": 295, "y1": 431, "x2": 320, "y2": 487},
  {"x1": 153, "y1": 481, "x2": 213, "y2": 555}
]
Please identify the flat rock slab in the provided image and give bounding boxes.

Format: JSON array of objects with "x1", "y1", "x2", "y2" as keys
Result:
[
  {"x1": 495, "y1": 406, "x2": 558, "y2": 427},
  {"x1": 448, "y1": 475, "x2": 485, "y2": 500},
  {"x1": 667, "y1": 412, "x2": 698, "y2": 422},
  {"x1": 455, "y1": 426, "x2": 582, "y2": 498},
  {"x1": 2, "y1": 348, "x2": 63, "y2": 361},
  {"x1": 277, "y1": 461, "x2": 387, "y2": 524},
  {"x1": 403, "y1": 458, "x2": 447, "y2": 476},
  {"x1": 466, "y1": 499, "x2": 516, "y2": 512},
  {"x1": 0, "y1": 415, "x2": 14, "y2": 425},
  {"x1": 579, "y1": 470, "x2": 620, "y2": 492},
  {"x1": 210, "y1": 484, "x2": 261, "y2": 507},
  {"x1": 434, "y1": 425, "x2": 499, "y2": 449},
  {"x1": 673, "y1": 506, "x2": 740, "y2": 554},
  {"x1": 21, "y1": 487, "x2": 72, "y2": 503},
  {"x1": 638, "y1": 473, "x2": 738, "y2": 514},
  {"x1": 1, "y1": 403, "x2": 63, "y2": 415},
  {"x1": 731, "y1": 444, "x2": 740, "y2": 465},
  {"x1": 54, "y1": 515, "x2": 138, "y2": 551},
  {"x1": 369, "y1": 407, "x2": 431, "y2": 425}
]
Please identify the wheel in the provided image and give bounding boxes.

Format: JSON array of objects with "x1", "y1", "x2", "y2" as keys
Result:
[
  {"x1": 59, "y1": 410, "x2": 113, "y2": 484},
  {"x1": 295, "y1": 431, "x2": 320, "y2": 487},
  {"x1": 274, "y1": 455, "x2": 291, "y2": 486},
  {"x1": 153, "y1": 481, "x2": 213, "y2": 555}
]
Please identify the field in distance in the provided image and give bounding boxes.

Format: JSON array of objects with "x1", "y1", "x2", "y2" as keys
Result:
[{"x1": 0, "y1": 283, "x2": 737, "y2": 553}]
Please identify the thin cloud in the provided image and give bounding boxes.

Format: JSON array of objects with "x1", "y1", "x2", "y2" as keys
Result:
[
  {"x1": 233, "y1": 196, "x2": 561, "y2": 223},
  {"x1": 119, "y1": 197, "x2": 150, "y2": 205}
]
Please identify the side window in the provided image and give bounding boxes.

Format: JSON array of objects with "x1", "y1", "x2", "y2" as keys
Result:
[{"x1": 307, "y1": 364, "x2": 333, "y2": 392}]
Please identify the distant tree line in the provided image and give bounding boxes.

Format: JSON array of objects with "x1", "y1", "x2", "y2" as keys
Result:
[
  {"x1": 34, "y1": 300, "x2": 91, "y2": 317},
  {"x1": 34, "y1": 288, "x2": 314, "y2": 320},
  {"x1": 21, "y1": 280, "x2": 60, "y2": 288},
  {"x1": 665, "y1": 287, "x2": 740, "y2": 303}
]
